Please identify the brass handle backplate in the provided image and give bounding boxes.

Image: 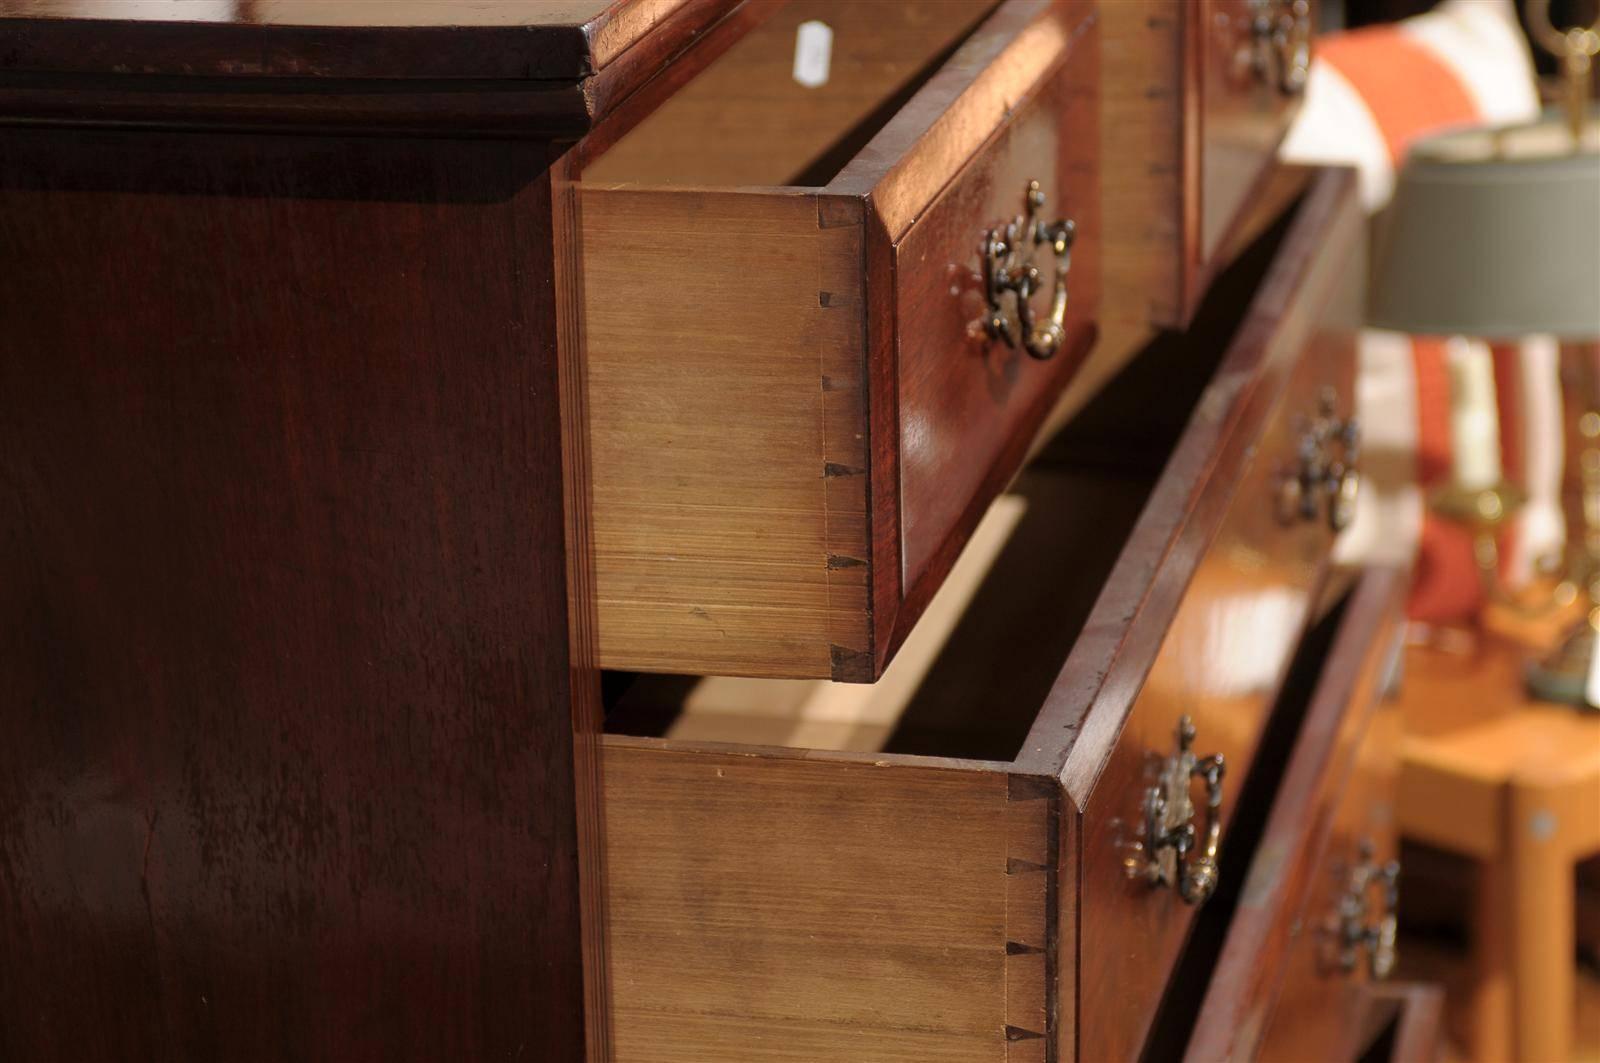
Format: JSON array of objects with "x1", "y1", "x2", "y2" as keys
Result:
[
  {"x1": 981, "y1": 180, "x2": 1075, "y2": 360},
  {"x1": 1238, "y1": 0, "x2": 1313, "y2": 95},
  {"x1": 1130, "y1": 715, "x2": 1226, "y2": 905},
  {"x1": 1325, "y1": 840, "x2": 1400, "y2": 980},
  {"x1": 1278, "y1": 386, "x2": 1361, "y2": 532}
]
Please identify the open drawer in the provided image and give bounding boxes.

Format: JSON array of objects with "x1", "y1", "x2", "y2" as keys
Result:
[
  {"x1": 1179, "y1": 566, "x2": 1410, "y2": 1062},
  {"x1": 571, "y1": 0, "x2": 1100, "y2": 681},
  {"x1": 1102, "y1": 0, "x2": 1312, "y2": 328},
  {"x1": 596, "y1": 166, "x2": 1363, "y2": 1061}
]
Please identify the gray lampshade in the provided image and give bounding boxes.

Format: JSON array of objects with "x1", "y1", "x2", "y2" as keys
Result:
[{"x1": 1368, "y1": 112, "x2": 1600, "y2": 340}]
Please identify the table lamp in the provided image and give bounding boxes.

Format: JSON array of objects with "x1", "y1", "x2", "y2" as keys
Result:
[{"x1": 1367, "y1": 10, "x2": 1600, "y2": 705}]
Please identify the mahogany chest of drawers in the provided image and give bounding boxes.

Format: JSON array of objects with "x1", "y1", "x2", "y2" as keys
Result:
[
  {"x1": 0, "y1": 2, "x2": 1437, "y2": 1060},
  {"x1": 600, "y1": 162, "x2": 1370, "y2": 1062}
]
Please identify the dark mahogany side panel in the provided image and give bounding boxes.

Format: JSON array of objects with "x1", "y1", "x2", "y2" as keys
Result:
[
  {"x1": 0, "y1": 0, "x2": 707, "y2": 82},
  {"x1": 0, "y1": 129, "x2": 589, "y2": 1061}
]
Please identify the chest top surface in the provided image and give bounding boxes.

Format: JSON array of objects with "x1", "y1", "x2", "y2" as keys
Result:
[{"x1": 0, "y1": 0, "x2": 703, "y2": 81}]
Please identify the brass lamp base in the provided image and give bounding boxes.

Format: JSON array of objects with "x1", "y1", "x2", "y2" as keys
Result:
[
  {"x1": 1429, "y1": 480, "x2": 1527, "y2": 583},
  {"x1": 1429, "y1": 480, "x2": 1526, "y2": 532},
  {"x1": 1428, "y1": 480, "x2": 1600, "y2": 709},
  {"x1": 1525, "y1": 611, "x2": 1600, "y2": 709}
]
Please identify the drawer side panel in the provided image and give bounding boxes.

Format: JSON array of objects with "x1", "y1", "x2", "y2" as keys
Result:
[
  {"x1": 585, "y1": 188, "x2": 871, "y2": 678},
  {"x1": 601, "y1": 741, "x2": 1053, "y2": 1061}
]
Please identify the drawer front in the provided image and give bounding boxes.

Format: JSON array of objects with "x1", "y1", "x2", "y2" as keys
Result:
[
  {"x1": 1078, "y1": 338, "x2": 1349, "y2": 1063},
  {"x1": 1099, "y1": 0, "x2": 1309, "y2": 328},
  {"x1": 895, "y1": 44, "x2": 1098, "y2": 611},
  {"x1": 1074, "y1": 168, "x2": 1363, "y2": 1063},
  {"x1": 1197, "y1": 0, "x2": 1313, "y2": 264},
  {"x1": 1183, "y1": 567, "x2": 1409, "y2": 1062},
  {"x1": 579, "y1": 0, "x2": 1097, "y2": 681},
  {"x1": 1258, "y1": 683, "x2": 1403, "y2": 1061}
]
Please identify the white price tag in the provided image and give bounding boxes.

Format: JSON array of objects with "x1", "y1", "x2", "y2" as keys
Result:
[{"x1": 793, "y1": 20, "x2": 833, "y2": 88}]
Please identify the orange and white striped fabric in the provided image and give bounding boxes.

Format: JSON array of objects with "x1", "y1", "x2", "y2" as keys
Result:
[
  {"x1": 1282, "y1": 0, "x2": 1541, "y2": 210},
  {"x1": 1280, "y1": 0, "x2": 1560, "y2": 624}
]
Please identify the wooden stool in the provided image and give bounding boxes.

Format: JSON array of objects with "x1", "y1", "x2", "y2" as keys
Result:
[{"x1": 1397, "y1": 637, "x2": 1600, "y2": 1063}]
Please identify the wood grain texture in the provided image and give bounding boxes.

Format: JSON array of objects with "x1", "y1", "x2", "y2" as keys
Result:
[
  {"x1": 0, "y1": 129, "x2": 595, "y2": 1061},
  {"x1": 1017, "y1": 165, "x2": 1363, "y2": 1063},
  {"x1": 1184, "y1": 567, "x2": 1408, "y2": 1063},
  {"x1": 584, "y1": 0, "x2": 996, "y2": 188},
  {"x1": 831, "y1": 0, "x2": 1084, "y2": 236},
  {"x1": 583, "y1": 187, "x2": 871, "y2": 680},
  {"x1": 552, "y1": 149, "x2": 612, "y2": 1063},
  {"x1": 0, "y1": 0, "x2": 746, "y2": 136},
  {"x1": 1030, "y1": 165, "x2": 1362, "y2": 798},
  {"x1": 1098, "y1": 0, "x2": 1306, "y2": 330},
  {"x1": 1099, "y1": 0, "x2": 1188, "y2": 328},
  {"x1": 581, "y1": 0, "x2": 1097, "y2": 680},
  {"x1": 599, "y1": 739, "x2": 1056, "y2": 1061},
  {"x1": 1197, "y1": 0, "x2": 1308, "y2": 265},
  {"x1": 0, "y1": 0, "x2": 704, "y2": 80},
  {"x1": 592, "y1": 167, "x2": 1365, "y2": 1061},
  {"x1": 892, "y1": 26, "x2": 1099, "y2": 643}
]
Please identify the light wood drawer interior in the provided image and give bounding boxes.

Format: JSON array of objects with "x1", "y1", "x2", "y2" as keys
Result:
[
  {"x1": 574, "y1": 0, "x2": 1099, "y2": 682},
  {"x1": 597, "y1": 167, "x2": 1364, "y2": 1062}
]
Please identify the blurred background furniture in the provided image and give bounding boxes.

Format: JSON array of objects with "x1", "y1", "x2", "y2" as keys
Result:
[
  {"x1": 1397, "y1": 637, "x2": 1600, "y2": 1062},
  {"x1": 1371, "y1": 108, "x2": 1600, "y2": 705}
]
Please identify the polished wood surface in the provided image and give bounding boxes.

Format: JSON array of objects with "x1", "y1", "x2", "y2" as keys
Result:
[
  {"x1": 1098, "y1": 0, "x2": 1307, "y2": 330},
  {"x1": 0, "y1": 0, "x2": 746, "y2": 135},
  {"x1": 1183, "y1": 567, "x2": 1408, "y2": 1063},
  {"x1": 0, "y1": 0, "x2": 707, "y2": 80},
  {"x1": 0, "y1": 130, "x2": 601, "y2": 1060},
  {"x1": 1028, "y1": 1, "x2": 1312, "y2": 484},
  {"x1": 1028, "y1": 165, "x2": 1361, "y2": 1063},
  {"x1": 584, "y1": 0, "x2": 995, "y2": 187},
  {"x1": 1253, "y1": 604, "x2": 1405, "y2": 1062},
  {"x1": 1198, "y1": 0, "x2": 1309, "y2": 263},
  {"x1": 888, "y1": 18, "x2": 1099, "y2": 648},
  {"x1": 578, "y1": 0, "x2": 1096, "y2": 680},
  {"x1": 594, "y1": 166, "x2": 1361, "y2": 1060},
  {"x1": 1395, "y1": 638, "x2": 1600, "y2": 1063}
]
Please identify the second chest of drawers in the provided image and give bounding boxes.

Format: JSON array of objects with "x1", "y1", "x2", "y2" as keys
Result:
[{"x1": 598, "y1": 164, "x2": 1363, "y2": 1062}]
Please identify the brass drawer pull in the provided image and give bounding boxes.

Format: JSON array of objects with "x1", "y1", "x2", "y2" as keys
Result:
[
  {"x1": 1277, "y1": 386, "x2": 1361, "y2": 533},
  {"x1": 1328, "y1": 840, "x2": 1400, "y2": 980},
  {"x1": 1243, "y1": 0, "x2": 1312, "y2": 95},
  {"x1": 1133, "y1": 715, "x2": 1226, "y2": 905},
  {"x1": 981, "y1": 180, "x2": 1076, "y2": 360}
]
